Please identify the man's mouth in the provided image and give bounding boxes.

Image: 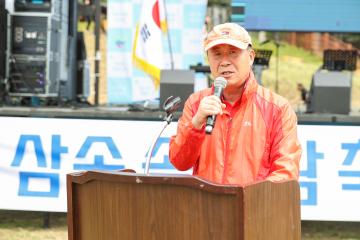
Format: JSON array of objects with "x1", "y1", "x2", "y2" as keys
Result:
[{"x1": 220, "y1": 71, "x2": 234, "y2": 77}]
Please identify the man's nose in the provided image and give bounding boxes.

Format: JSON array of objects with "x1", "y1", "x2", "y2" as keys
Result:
[{"x1": 220, "y1": 58, "x2": 231, "y2": 67}]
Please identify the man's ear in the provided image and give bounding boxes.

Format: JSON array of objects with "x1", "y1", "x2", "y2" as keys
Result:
[{"x1": 249, "y1": 49, "x2": 255, "y2": 66}]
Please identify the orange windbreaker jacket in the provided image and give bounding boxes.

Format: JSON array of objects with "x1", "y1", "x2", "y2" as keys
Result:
[{"x1": 169, "y1": 72, "x2": 301, "y2": 185}]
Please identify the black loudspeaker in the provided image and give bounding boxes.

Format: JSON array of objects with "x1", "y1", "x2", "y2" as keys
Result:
[
  {"x1": 160, "y1": 70, "x2": 195, "y2": 111},
  {"x1": 323, "y1": 50, "x2": 357, "y2": 71},
  {"x1": 0, "y1": 0, "x2": 7, "y2": 80},
  {"x1": 307, "y1": 70, "x2": 352, "y2": 114},
  {"x1": 254, "y1": 49, "x2": 272, "y2": 67}
]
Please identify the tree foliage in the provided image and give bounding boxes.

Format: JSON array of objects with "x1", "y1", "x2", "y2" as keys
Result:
[{"x1": 332, "y1": 33, "x2": 360, "y2": 49}]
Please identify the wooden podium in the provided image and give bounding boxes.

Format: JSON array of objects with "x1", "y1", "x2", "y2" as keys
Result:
[{"x1": 67, "y1": 171, "x2": 300, "y2": 240}]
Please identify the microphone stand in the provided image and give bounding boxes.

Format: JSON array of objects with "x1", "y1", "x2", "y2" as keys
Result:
[
  {"x1": 144, "y1": 113, "x2": 173, "y2": 175},
  {"x1": 144, "y1": 96, "x2": 181, "y2": 175}
]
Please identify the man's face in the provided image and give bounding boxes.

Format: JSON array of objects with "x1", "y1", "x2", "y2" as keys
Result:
[{"x1": 207, "y1": 44, "x2": 254, "y2": 89}]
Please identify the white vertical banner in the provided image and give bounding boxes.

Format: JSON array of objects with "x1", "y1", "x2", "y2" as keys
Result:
[{"x1": 107, "y1": 0, "x2": 208, "y2": 104}]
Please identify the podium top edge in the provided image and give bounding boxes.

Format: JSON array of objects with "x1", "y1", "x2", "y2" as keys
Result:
[
  {"x1": 67, "y1": 170, "x2": 298, "y2": 195},
  {"x1": 67, "y1": 170, "x2": 242, "y2": 194}
]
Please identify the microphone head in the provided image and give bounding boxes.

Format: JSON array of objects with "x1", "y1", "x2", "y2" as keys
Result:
[
  {"x1": 205, "y1": 125, "x2": 213, "y2": 134},
  {"x1": 214, "y1": 77, "x2": 227, "y2": 89},
  {"x1": 163, "y1": 96, "x2": 181, "y2": 114}
]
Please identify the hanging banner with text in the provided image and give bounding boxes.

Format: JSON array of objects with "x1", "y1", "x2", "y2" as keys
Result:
[{"x1": 0, "y1": 117, "x2": 359, "y2": 221}]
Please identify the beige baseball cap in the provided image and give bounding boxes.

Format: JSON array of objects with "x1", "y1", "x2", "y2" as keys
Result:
[{"x1": 204, "y1": 22, "x2": 252, "y2": 51}]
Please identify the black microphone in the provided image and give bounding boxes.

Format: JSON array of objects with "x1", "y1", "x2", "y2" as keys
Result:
[
  {"x1": 163, "y1": 96, "x2": 181, "y2": 115},
  {"x1": 205, "y1": 77, "x2": 227, "y2": 134}
]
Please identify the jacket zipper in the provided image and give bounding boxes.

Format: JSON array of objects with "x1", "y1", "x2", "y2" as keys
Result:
[{"x1": 222, "y1": 116, "x2": 233, "y2": 183}]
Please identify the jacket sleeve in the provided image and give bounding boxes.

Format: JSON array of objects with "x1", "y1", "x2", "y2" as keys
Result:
[
  {"x1": 266, "y1": 103, "x2": 302, "y2": 182},
  {"x1": 169, "y1": 97, "x2": 206, "y2": 171}
]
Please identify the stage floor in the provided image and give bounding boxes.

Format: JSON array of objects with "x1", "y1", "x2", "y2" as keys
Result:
[{"x1": 0, "y1": 105, "x2": 360, "y2": 125}]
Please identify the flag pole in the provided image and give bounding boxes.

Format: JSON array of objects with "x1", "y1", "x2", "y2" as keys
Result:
[
  {"x1": 94, "y1": 0, "x2": 101, "y2": 105},
  {"x1": 163, "y1": 0, "x2": 174, "y2": 70}
]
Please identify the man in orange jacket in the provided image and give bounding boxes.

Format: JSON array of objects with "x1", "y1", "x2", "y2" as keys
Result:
[{"x1": 169, "y1": 23, "x2": 301, "y2": 185}]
